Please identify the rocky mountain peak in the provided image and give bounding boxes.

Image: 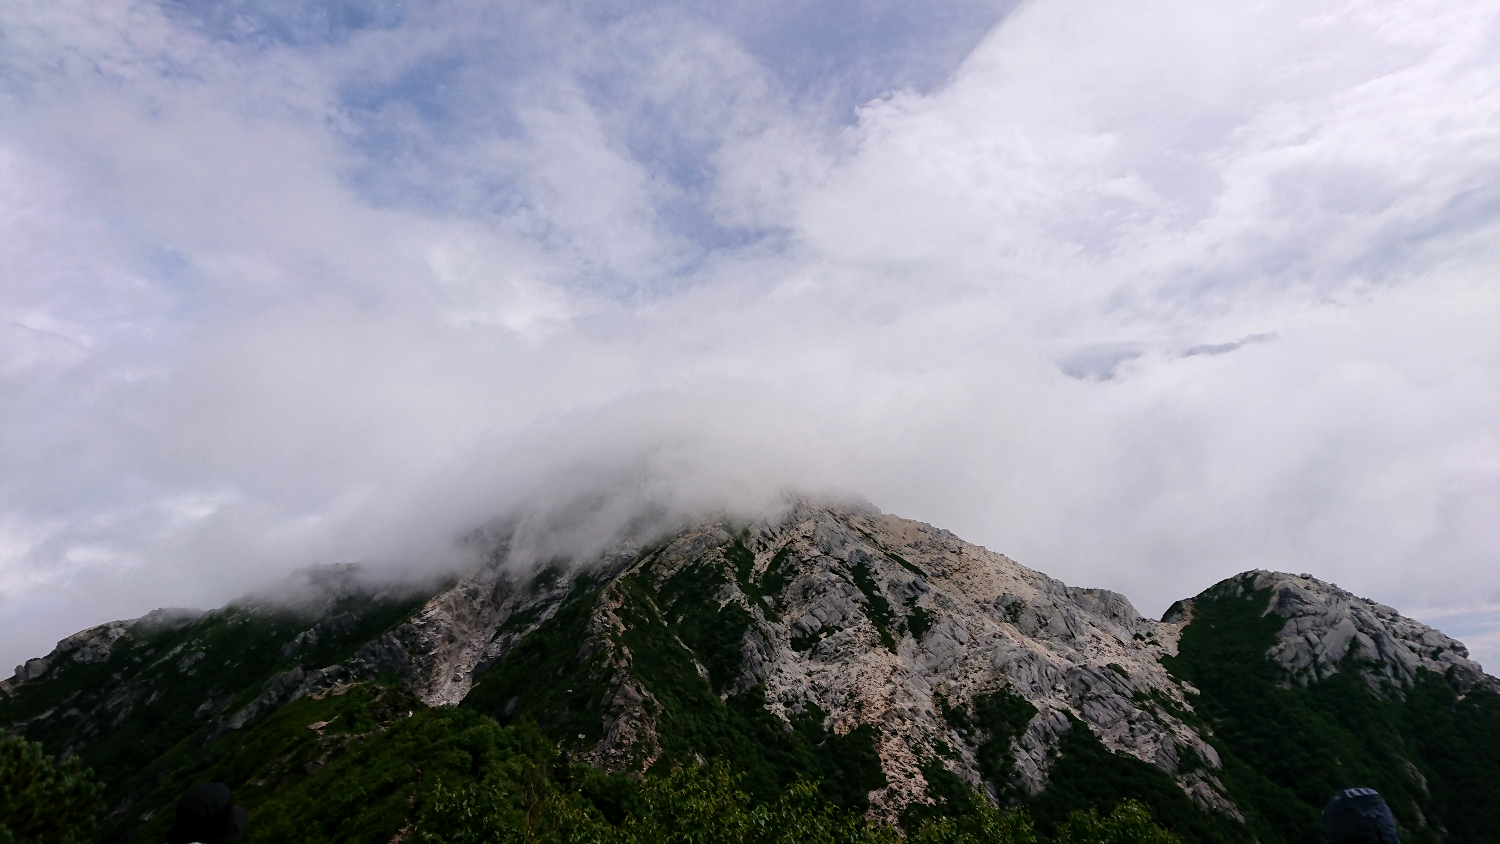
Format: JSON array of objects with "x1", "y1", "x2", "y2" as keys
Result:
[
  {"x1": 4, "y1": 500, "x2": 1496, "y2": 843},
  {"x1": 1164, "y1": 570, "x2": 1497, "y2": 698},
  {"x1": 2, "y1": 607, "x2": 201, "y2": 697},
  {"x1": 341, "y1": 501, "x2": 1239, "y2": 822}
]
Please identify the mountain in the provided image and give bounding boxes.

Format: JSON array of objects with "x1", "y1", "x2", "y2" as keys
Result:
[{"x1": 3, "y1": 500, "x2": 1497, "y2": 843}]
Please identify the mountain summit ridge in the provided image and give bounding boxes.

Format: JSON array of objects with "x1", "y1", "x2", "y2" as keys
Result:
[{"x1": 4, "y1": 499, "x2": 1497, "y2": 843}]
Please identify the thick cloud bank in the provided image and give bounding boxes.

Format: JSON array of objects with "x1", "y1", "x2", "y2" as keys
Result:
[{"x1": 2, "y1": 0, "x2": 1497, "y2": 672}]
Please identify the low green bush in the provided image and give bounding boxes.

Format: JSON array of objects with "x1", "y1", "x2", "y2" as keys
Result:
[{"x1": 0, "y1": 734, "x2": 105, "y2": 844}]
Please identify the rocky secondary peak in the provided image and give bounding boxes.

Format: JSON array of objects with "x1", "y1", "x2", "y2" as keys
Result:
[
  {"x1": 2, "y1": 607, "x2": 201, "y2": 697},
  {"x1": 1165, "y1": 570, "x2": 1497, "y2": 697}
]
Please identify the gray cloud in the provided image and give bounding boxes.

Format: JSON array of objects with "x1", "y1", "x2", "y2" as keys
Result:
[
  {"x1": 1058, "y1": 343, "x2": 1144, "y2": 381},
  {"x1": 2, "y1": 0, "x2": 1497, "y2": 673},
  {"x1": 1181, "y1": 333, "x2": 1276, "y2": 358}
]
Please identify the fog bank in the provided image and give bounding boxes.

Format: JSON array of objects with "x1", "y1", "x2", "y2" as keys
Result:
[{"x1": 2, "y1": 0, "x2": 1497, "y2": 672}]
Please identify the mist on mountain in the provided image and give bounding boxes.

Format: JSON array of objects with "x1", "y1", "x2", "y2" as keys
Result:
[{"x1": 2, "y1": 0, "x2": 1496, "y2": 715}]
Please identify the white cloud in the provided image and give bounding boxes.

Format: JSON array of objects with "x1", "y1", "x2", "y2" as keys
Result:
[{"x1": 1, "y1": 0, "x2": 1496, "y2": 671}]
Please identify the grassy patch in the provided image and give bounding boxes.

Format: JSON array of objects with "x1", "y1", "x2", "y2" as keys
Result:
[
  {"x1": 884, "y1": 551, "x2": 928, "y2": 578},
  {"x1": 852, "y1": 528, "x2": 928, "y2": 577},
  {"x1": 725, "y1": 534, "x2": 780, "y2": 622},
  {"x1": 497, "y1": 600, "x2": 552, "y2": 634},
  {"x1": 790, "y1": 629, "x2": 833, "y2": 652},
  {"x1": 724, "y1": 536, "x2": 756, "y2": 586},
  {"x1": 527, "y1": 562, "x2": 567, "y2": 595},
  {"x1": 933, "y1": 688, "x2": 1033, "y2": 797},
  {"x1": 935, "y1": 692, "x2": 975, "y2": 737},
  {"x1": 462, "y1": 575, "x2": 612, "y2": 751},
  {"x1": 901, "y1": 759, "x2": 992, "y2": 831},
  {"x1": 1002, "y1": 600, "x2": 1026, "y2": 626},
  {"x1": 609, "y1": 560, "x2": 886, "y2": 813},
  {"x1": 971, "y1": 690, "x2": 1036, "y2": 797},
  {"x1": 907, "y1": 602, "x2": 935, "y2": 641},
  {"x1": 762, "y1": 546, "x2": 793, "y2": 590},
  {"x1": 125, "y1": 682, "x2": 421, "y2": 843},
  {"x1": 850, "y1": 562, "x2": 897, "y2": 652},
  {"x1": 649, "y1": 558, "x2": 752, "y2": 691},
  {"x1": 1024, "y1": 714, "x2": 1250, "y2": 844}
]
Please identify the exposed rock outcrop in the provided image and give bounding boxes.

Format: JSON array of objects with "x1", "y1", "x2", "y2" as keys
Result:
[
  {"x1": 1165, "y1": 570, "x2": 1498, "y2": 698},
  {"x1": 1, "y1": 608, "x2": 200, "y2": 699},
  {"x1": 318, "y1": 501, "x2": 1238, "y2": 822},
  {"x1": 718, "y1": 503, "x2": 1234, "y2": 822}
]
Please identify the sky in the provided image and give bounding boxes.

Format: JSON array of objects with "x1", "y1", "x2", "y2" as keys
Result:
[{"x1": 2, "y1": 0, "x2": 1497, "y2": 675}]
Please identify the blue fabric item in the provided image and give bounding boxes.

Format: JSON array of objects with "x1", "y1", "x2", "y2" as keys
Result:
[{"x1": 1323, "y1": 787, "x2": 1400, "y2": 843}]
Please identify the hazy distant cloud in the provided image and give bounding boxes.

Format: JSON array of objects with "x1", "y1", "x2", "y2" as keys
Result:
[
  {"x1": 1057, "y1": 344, "x2": 1143, "y2": 382},
  {"x1": 1181, "y1": 333, "x2": 1275, "y2": 359},
  {"x1": 2, "y1": 0, "x2": 1497, "y2": 672}
]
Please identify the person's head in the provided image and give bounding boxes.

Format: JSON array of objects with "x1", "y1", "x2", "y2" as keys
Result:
[
  {"x1": 1323, "y1": 787, "x2": 1399, "y2": 843},
  {"x1": 166, "y1": 782, "x2": 247, "y2": 844}
]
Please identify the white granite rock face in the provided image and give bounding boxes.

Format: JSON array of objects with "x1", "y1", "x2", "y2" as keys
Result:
[
  {"x1": 347, "y1": 501, "x2": 1240, "y2": 823},
  {"x1": 1170, "y1": 570, "x2": 1499, "y2": 698},
  {"x1": 716, "y1": 503, "x2": 1235, "y2": 823}
]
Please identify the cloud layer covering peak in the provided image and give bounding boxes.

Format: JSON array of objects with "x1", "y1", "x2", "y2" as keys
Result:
[{"x1": 3, "y1": 0, "x2": 1497, "y2": 671}]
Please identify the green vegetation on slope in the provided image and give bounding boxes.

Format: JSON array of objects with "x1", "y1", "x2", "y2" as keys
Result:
[
  {"x1": 417, "y1": 762, "x2": 897, "y2": 844},
  {"x1": 926, "y1": 689, "x2": 1237, "y2": 844},
  {"x1": 464, "y1": 573, "x2": 614, "y2": 752},
  {"x1": 907, "y1": 602, "x2": 935, "y2": 641},
  {"x1": 913, "y1": 688, "x2": 1035, "y2": 831},
  {"x1": 8, "y1": 676, "x2": 1178, "y2": 844},
  {"x1": 8, "y1": 552, "x2": 1496, "y2": 844},
  {"x1": 610, "y1": 550, "x2": 888, "y2": 813},
  {"x1": 1163, "y1": 574, "x2": 1500, "y2": 844},
  {"x1": 418, "y1": 752, "x2": 1181, "y2": 844},
  {"x1": 724, "y1": 535, "x2": 780, "y2": 621},
  {"x1": 913, "y1": 797, "x2": 1184, "y2": 844},
  {"x1": 970, "y1": 690, "x2": 1037, "y2": 798},
  {"x1": 1398, "y1": 671, "x2": 1500, "y2": 843},
  {"x1": 849, "y1": 560, "x2": 897, "y2": 652},
  {"x1": 462, "y1": 542, "x2": 888, "y2": 815},
  {"x1": 0, "y1": 589, "x2": 430, "y2": 838},
  {"x1": 112, "y1": 681, "x2": 601, "y2": 844},
  {"x1": 1023, "y1": 713, "x2": 1249, "y2": 844},
  {"x1": 0, "y1": 734, "x2": 104, "y2": 844}
]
